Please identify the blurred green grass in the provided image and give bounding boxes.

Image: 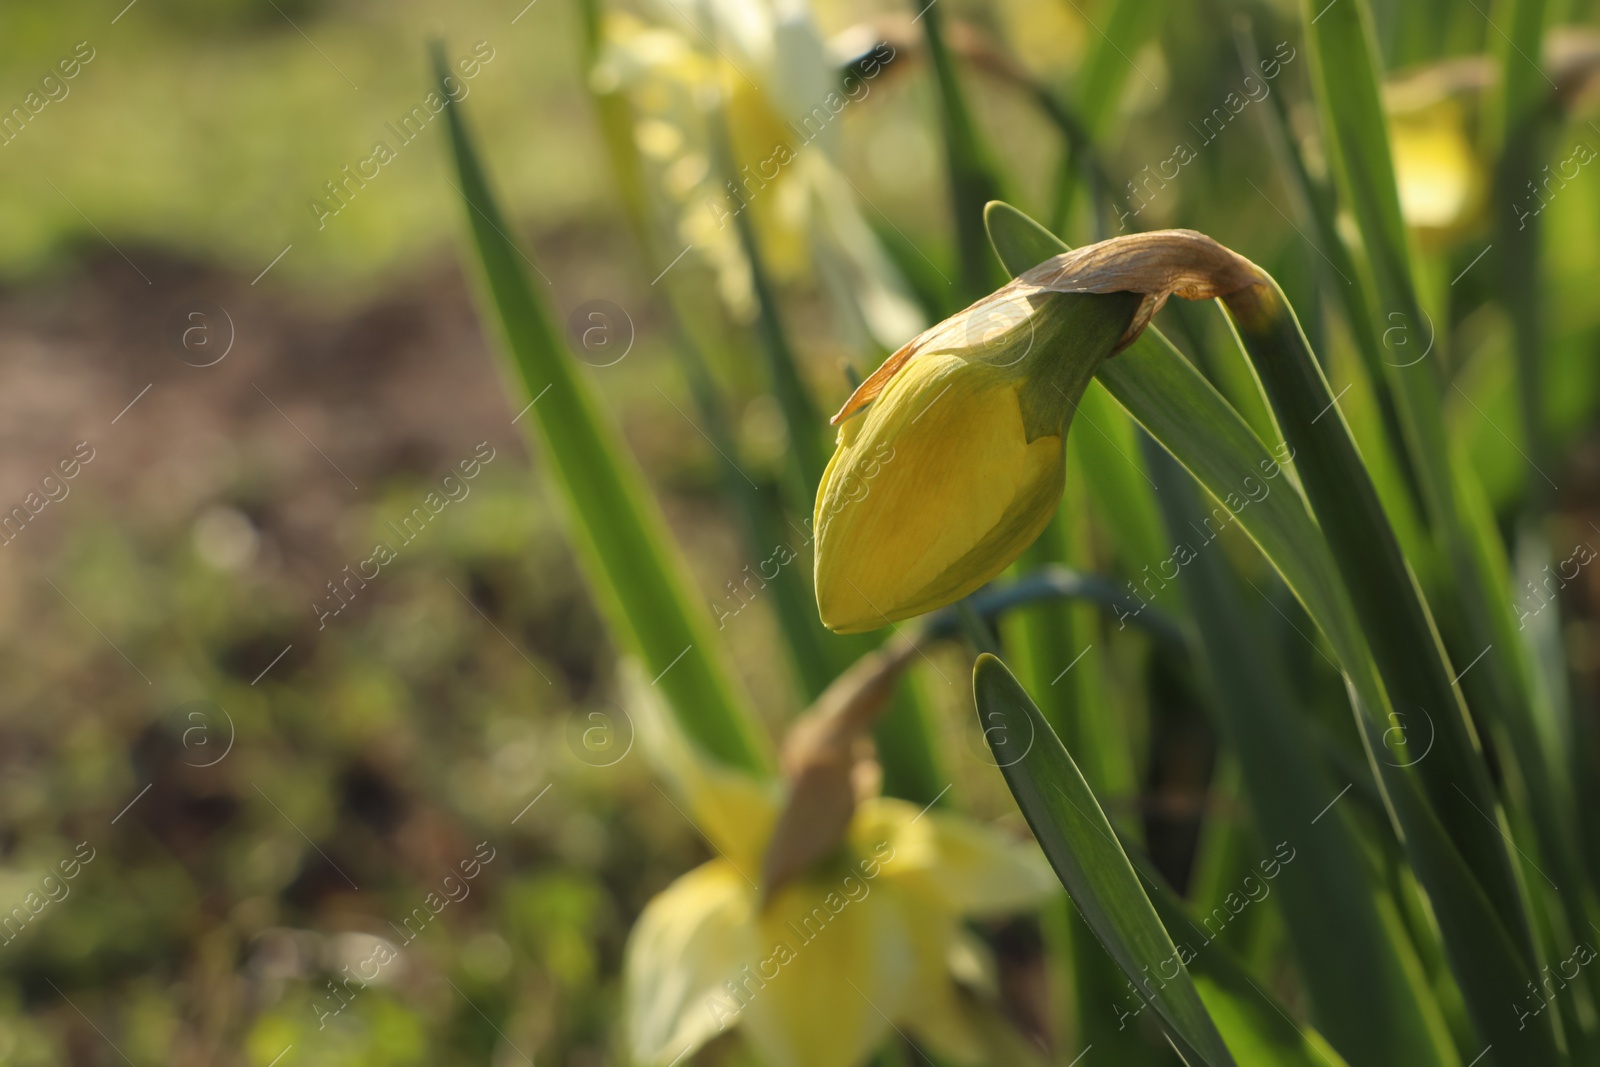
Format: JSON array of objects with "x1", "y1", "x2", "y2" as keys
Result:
[{"x1": 0, "y1": 0, "x2": 603, "y2": 290}]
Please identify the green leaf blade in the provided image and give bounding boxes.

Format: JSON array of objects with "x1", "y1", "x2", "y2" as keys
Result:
[
  {"x1": 1132, "y1": 849, "x2": 1355, "y2": 1067},
  {"x1": 1145, "y1": 444, "x2": 1458, "y2": 1067},
  {"x1": 973, "y1": 653, "x2": 1237, "y2": 1067},
  {"x1": 985, "y1": 199, "x2": 1566, "y2": 1065},
  {"x1": 436, "y1": 44, "x2": 770, "y2": 773}
]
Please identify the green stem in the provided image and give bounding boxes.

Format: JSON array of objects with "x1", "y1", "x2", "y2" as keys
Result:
[
  {"x1": 916, "y1": 0, "x2": 1008, "y2": 302},
  {"x1": 707, "y1": 110, "x2": 831, "y2": 497}
]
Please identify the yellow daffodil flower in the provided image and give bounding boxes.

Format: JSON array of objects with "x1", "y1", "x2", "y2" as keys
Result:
[{"x1": 623, "y1": 666, "x2": 1056, "y2": 1067}]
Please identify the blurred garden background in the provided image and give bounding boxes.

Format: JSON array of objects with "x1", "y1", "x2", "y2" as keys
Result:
[{"x1": 4, "y1": 0, "x2": 1600, "y2": 1063}]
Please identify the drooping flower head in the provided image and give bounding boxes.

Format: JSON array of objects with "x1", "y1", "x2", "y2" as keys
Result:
[{"x1": 813, "y1": 230, "x2": 1263, "y2": 632}]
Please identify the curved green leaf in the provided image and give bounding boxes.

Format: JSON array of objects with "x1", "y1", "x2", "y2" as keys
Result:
[
  {"x1": 1132, "y1": 849, "x2": 1354, "y2": 1067},
  {"x1": 973, "y1": 653, "x2": 1236, "y2": 1066},
  {"x1": 1145, "y1": 444, "x2": 1457, "y2": 1067},
  {"x1": 985, "y1": 199, "x2": 1565, "y2": 1065}
]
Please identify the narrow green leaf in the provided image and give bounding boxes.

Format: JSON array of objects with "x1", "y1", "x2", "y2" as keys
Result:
[
  {"x1": 436, "y1": 45, "x2": 769, "y2": 773},
  {"x1": 1238, "y1": 22, "x2": 1424, "y2": 523},
  {"x1": 1003, "y1": 465, "x2": 1164, "y2": 1064},
  {"x1": 1127, "y1": 309, "x2": 1558, "y2": 1063},
  {"x1": 1146, "y1": 444, "x2": 1457, "y2": 1066},
  {"x1": 1295, "y1": 0, "x2": 1499, "y2": 703},
  {"x1": 706, "y1": 112, "x2": 831, "y2": 498},
  {"x1": 1489, "y1": 0, "x2": 1555, "y2": 489},
  {"x1": 1298, "y1": 13, "x2": 1595, "y2": 1048},
  {"x1": 1221, "y1": 281, "x2": 1531, "y2": 936},
  {"x1": 1297, "y1": 0, "x2": 1415, "y2": 300},
  {"x1": 1450, "y1": 453, "x2": 1600, "y2": 1047},
  {"x1": 1128, "y1": 847, "x2": 1355, "y2": 1067},
  {"x1": 985, "y1": 199, "x2": 1566, "y2": 1064},
  {"x1": 1159, "y1": 297, "x2": 1277, "y2": 451},
  {"x1": 1475, "y1": 19, "x2": 1592, "y2": 1038},
  {"x1": 1041, "y1": 900, "x2": 1185, "y2": 1065},
  {"x1": 972, "y1": 653, "x2": 1237, "y2": 1067}
]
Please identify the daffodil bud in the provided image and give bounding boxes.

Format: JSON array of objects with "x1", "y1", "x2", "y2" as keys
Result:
[
  {"x1": 812, "y1": 285, "x2": 1141, "y2": 633},
  {"x1": 813, "y1": 229, "x2": 1264, "y2": 633}
]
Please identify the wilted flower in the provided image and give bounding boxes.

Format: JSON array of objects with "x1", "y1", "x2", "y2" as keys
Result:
[
  {"x1": 814, "y1": 230, "x2": 1262, "y2": 632},
  {"x1": 623, "y1": 657, "x2": 1056, "y2": 1067}
]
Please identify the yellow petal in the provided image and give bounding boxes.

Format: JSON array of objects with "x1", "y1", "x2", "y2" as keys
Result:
[
  {"x1": 902, "y1": 931, "x2": 991, "y2": 1065},
  {"x1": 885, "y1": 886, "x2": 990, "y2": 1065},
  {"x1": 851, "y1": 798, "x2": 1058, "y2": 917},
  {"x1": 734, "y1": 874, "x2": 922, "y2": 1067},
  {"x1": 814, "y1": 353, "x2": 1064, "y2": 632},
  {"x1": 806, "y1": 161, "x2": 927, "y2": 349},
  {"x1": 625, "y1": 860, "x2": 760, "y2": 1065}
]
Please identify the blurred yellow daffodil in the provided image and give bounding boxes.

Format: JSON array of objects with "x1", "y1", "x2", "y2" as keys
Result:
[
  {"x1": 1386, "y1": 94, "x2": 1483, "y2": 235},
  {"x1": 1379, "y1": 31, "x2": 1600, "y2": 237},
  {"x1": 592, "y1": 0, "x2": 924, "y2": 350},
  {"x1": 623, "y1": 662, "x2": 1056, "y2": 1067}
]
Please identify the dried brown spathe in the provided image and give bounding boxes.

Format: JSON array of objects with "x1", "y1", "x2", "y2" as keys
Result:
[
  {"x1": 760, "y1": 639, "x2": 918, "y2": 897},
  {"x1": 832, "y1": 229, "x2": 1265, "y2": 425}
]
